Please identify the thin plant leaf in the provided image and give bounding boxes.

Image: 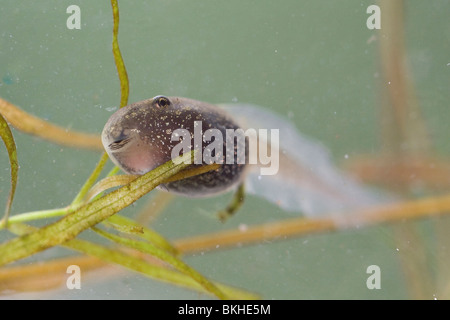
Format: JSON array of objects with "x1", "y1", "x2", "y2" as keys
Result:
[
  {"x1": 164, "y1": 163, "x2": 221, "y2": 183},
  {"x1": 0, "y1": 207, "x2": 69, "y2": 228},
  {"x1": 378, "y1": 0, "x2": 430, "y2": 156},
  {"x1": 107, "y1": 214, "x2": 177, "y2": 255},
  {"x1": 174, "y1": 192, "x2": 450, "y2": 254},
  {"x1": 0, "y1": 112, "x2": 19, "y2": 228},
  {"x1": 102, "y1": 221, "x2": 144, "y2": 235},
  {"x1": 85, "y1": 174, "x2": 138, "y2": 202},
  {"x1": 71, "y1": 152, "x2": 110, "y2": 206},
  {"x1": 92, "y1": 226, "x2": 230, "y2": 300},
  {"x1": 111, "y1": 0, "x2": 129, "y2": 108},
  {"x1": 68, "y1": 0, "x2": 131, "y2": 209},
  {"x1": 6, "y1": 222, "x2": 258, "y2": 299},
  {"x1": 0, "y1": 152, "x2": 194, "y2": 267},
  {"x1": 84, "y1": 163, "x2": 220, "y2": 203}
]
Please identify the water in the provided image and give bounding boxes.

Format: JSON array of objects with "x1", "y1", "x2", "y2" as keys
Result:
[{"x1": 1, "y1": 0, "x2": 449, "y2": 299}]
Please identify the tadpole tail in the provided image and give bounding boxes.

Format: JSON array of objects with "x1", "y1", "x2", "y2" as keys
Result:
[{"x1": 219, "y1": 103, "x2": 394, "y2": 222}]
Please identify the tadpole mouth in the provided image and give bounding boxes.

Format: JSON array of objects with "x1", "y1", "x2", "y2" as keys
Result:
[
  {"x1": 108, "y1": 136, "x2": 132, "y2": 150},
  {"x1": 105, "y1": 128, "x2": 135, "y2": 151}
]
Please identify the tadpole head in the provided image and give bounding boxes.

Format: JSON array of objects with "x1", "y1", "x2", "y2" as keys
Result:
[{"x1": 101, "y1": 98, "x2": 171, "y2": 175}]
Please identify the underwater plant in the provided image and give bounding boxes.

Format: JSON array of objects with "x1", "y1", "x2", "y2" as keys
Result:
[{"x1": 1, "y1": 1, "x2": 450, "y2": 300}]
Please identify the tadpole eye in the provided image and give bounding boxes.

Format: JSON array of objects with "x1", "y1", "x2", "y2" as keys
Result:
[{"x1": 153, "y1": 96, "x2": 171, "y2": 108}]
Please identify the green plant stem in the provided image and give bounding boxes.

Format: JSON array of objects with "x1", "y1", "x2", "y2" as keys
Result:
[
  {"x1": 0, "y1": 112, "x2": 19, "y2": 228},
  {"x1": 0, "y1": 153, "x2": 193, "y2": 267},
  {"x1": 71, "y1": 152, "x2": 109, "y2": 207},
  {"x1": 2, "y1": 154, "x2": 112, "y2": 229},
  {"x1": 1, "y1": 207, "x2": 69, "y2": 227},
  {"x1": 0, "y1": 209, "x2": 177, "y2": 258},
  {"x1": 93, "y1": 227, "x2": 230, "y2": 300},
  {"x1": 7, "y1": 222, "x2": 257, "y2": 299},
  {"x1": 107, "y1": 214, "x2": 177, "y2": 255},
  {"x1": 111, "y1": 0, "x2": 129, "y2": 108},
  {"x1": 107, "y1": 166, "x2": 120, "y2": 177}
]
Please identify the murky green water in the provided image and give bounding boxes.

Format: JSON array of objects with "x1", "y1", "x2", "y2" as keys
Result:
[{"x1": 1, "y1": 0, "x2": 449, "y2": 299}]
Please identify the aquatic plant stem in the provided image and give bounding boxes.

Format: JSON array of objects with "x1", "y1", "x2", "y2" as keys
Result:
[
  {"x1": 0, "y1": 153, "x2": 193, "y2": 267},
  {"x1": 0, "y1": 164, "x2": 220, "y2": 229},
  {"x1": 1, "y1": 208, "x2": 69, "y2": 227},
  {"x1": 0, "y1": 112, "x2": 19, "y2": 228},
  {"x1": 93, "y1": 227, "x2": 230, "y2": 300},
  {"x1": 71, "y1": 152, "x2": 110, "y2": 207},
  {"x1": 174, "y1": 193, "x2": 450, "y2": 254},
  {"x1": 111, "y1": 0, "x2": 129, "y2": 108},
  {"x1": 5, "y1": 223, "x2": 257, "y2": 299}
]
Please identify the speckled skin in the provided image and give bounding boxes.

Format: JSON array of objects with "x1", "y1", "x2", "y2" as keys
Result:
[{"x1": 102, "y1": 96, "x2": 247, "y2": 197}]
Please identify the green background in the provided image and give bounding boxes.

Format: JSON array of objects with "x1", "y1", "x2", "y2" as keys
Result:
[{"x1": 0, "y1": 0, "x2": 449, "y2": 299}]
